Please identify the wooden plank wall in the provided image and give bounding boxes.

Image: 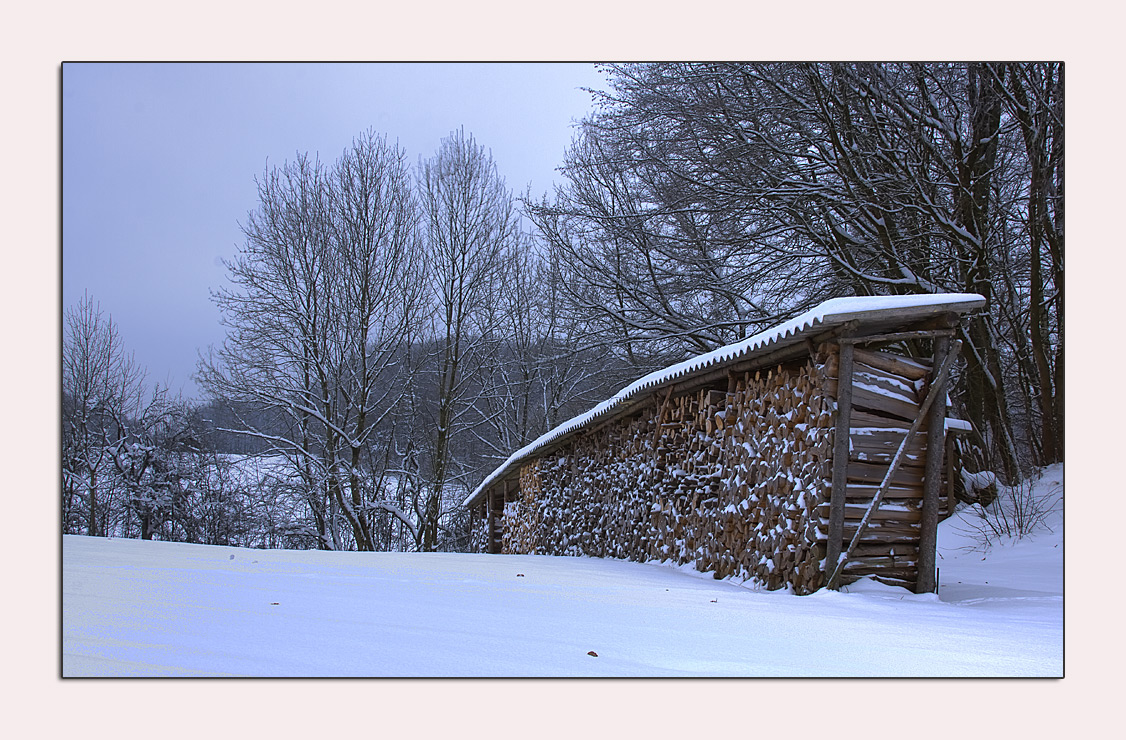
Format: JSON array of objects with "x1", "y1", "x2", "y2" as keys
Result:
[{"x1": 821, "y1": 343, "x2": 950, "y2": 590}]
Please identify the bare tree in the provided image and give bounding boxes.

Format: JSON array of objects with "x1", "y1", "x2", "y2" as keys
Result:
[
  {"x1": 416, "y1": 128, "x2": 519, "y2": 550},
  {"x1": 106, "y1": 385, "x2": 198, "y2": 541},
  {"x1": 469, "y1": 233, "x2": 634, "y2": 475},
  {"x1": 992, "y1": 63, "x2": 1063, "y2": 465},
  {"x1": 199, "y1": 130, "x2": 425, "y2": 551},
  {"x1": 62, "y1": 292, "x2": 144, "y2": 536},
  {"x1": 526, "y1": 66, "x2": 827, "y2": 370},
  {"x1": 531, "y1": 62, "x2": 1062, "y2": 479}
]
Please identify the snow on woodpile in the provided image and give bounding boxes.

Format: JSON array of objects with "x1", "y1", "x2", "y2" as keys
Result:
[
  {"x1": 491, "y1": 356, "x2": 836, "y2": 592},
  {"x1": 465, "y1": 293, "x2": 983, "y2": 509}
]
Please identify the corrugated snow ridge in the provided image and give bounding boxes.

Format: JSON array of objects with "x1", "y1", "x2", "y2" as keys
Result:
[{"x1": 463, "y1": 293, "x2": 984, "y2": 508}]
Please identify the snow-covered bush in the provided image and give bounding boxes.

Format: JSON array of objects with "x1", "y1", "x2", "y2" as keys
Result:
[{"x1": 960, "y1": 465, "x2": 1061, "y2": 545}]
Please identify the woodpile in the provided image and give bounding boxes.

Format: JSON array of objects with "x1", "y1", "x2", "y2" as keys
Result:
[
  {"x1": 474, "y1": 341, "x2": 952, "y2": 594},
  {"x1": 489, "y1": 352, "x2": 835, "y2": 593}
]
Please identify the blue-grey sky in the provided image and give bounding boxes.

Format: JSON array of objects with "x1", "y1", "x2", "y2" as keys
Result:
[{"x1": 63, "y1": 62, "x2": 606, "y2": 399}]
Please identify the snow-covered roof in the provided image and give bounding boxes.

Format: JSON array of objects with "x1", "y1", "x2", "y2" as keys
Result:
[{"x1": 463, "y1": 293, "x2": 985, "y2": 509}]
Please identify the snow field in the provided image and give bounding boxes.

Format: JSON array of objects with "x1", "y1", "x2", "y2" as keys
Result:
[{"x1": 64, "y1": 468, "x2": 1062, "y2": 677}]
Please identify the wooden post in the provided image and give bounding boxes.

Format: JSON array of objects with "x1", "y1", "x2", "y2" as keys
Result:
[
  {"x1": 916, "y1": 333, "x2": 951, "y2": 594},
  {"x1": 825, "y1": 339, "x2": 854, "y2": 586},
  {"x1": 945, "y1": 434, "x2": 956, "y2": 516},
  {"x1": 486, "y1": 487, "x2": 495, "y2": 554}
]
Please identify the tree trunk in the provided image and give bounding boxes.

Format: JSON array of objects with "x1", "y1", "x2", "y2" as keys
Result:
[
  {"x1": 140, "y1": 511, "x2": 155, "y2": 540},
  {"x1": 87, "y1": 466, "x2": 98, "y2": 537},
  {"x1": 1004, "y1": 62, "x2": 1063, "y2": 465}
]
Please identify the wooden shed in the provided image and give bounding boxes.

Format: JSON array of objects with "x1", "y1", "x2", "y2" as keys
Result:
[{"x1": 464, "y1": 294, "x2": 985, "y2": 594}]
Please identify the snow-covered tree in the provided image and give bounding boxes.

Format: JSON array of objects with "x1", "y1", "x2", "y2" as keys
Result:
[
  {"x1": 529, "y1": 62, "x2": 1063, "y2": 479},
  {"x1": 415, "y1": 128, "x2": 520, "y2": 550},
  {"x1": 62, "y1": 292, "x2": 145, "y2": 536},
  {"x1": 199, "y1": 130, "x2": 426, "y2": 550}
]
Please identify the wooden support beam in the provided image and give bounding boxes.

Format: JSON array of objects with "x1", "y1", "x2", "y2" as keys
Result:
[
  {"x1": 839, "y1": 329, "x2": 956, "y2": 346},
  {"x1": 827, "y1": 339, "x2": 962, "y2": 590},
  {"x1": 825, "y1": 337, "x2": 855, "y2": 582},
  {"x1": 916, "y1": 333, "x2": 951, "y2": 593}
]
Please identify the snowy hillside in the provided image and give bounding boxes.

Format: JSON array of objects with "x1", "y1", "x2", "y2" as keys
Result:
[{"x1": 62, "y1": 467, "x2": 1062, "y2": 677}]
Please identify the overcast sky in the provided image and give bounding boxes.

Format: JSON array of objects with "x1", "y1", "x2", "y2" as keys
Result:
[{"x1": 62, "y1": 62, "x2": 607, "y2": 400}]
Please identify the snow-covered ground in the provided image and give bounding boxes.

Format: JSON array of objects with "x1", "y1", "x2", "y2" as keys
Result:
[{"x1": 63, "y1": 467, "x2": 1062, "y2": 678}]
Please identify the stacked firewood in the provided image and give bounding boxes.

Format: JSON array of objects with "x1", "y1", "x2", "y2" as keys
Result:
[
  {"x1": 470, "y1": 517, "x2": 488, "y2": 553},
  {"x1": 499, "y1": 461, "x2": 544, "y2": 554},
  {"x1": 499, "y1": 353, "x2": 839, "y2": 593}
]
